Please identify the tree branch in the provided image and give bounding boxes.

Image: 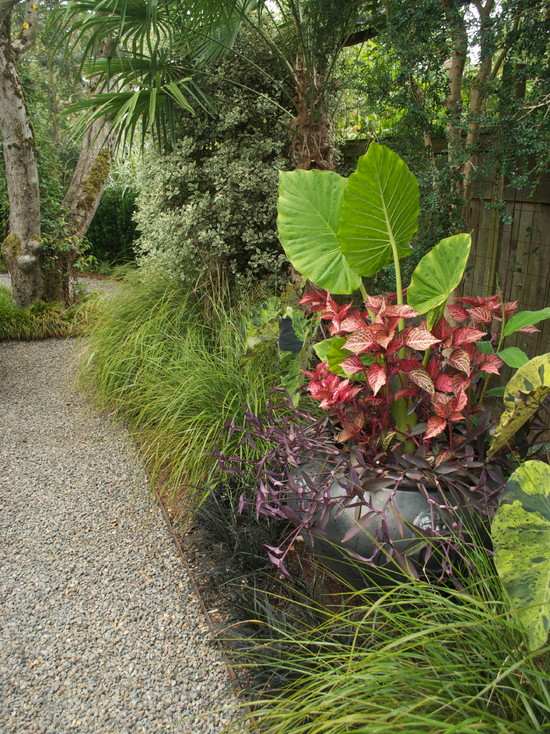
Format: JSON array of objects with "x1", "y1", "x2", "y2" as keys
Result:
[{"x1": 343, "y1": 25, "x2": 379, "y2": 47}]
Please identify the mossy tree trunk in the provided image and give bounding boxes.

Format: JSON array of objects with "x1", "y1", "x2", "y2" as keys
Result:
[
  {"x1": 0, "y1": 4, "x2": 113, "y2": 306},
  {"x1": 63, "y1": 120, "x2": 113, "y2": 241},
  {"x1": 0, "y1": 2, "x2": 44, "y2": 307}
]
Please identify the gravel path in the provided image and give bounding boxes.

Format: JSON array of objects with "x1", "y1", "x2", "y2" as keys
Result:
[{"x1": 0, "y1": 339, "x2": 239, "y2": 733}]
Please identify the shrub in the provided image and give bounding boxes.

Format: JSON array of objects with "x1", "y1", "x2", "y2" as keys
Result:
[
  {"x1": 132, "y1": 37, "x2": 291, "y2": 289},
  {"x1": 86, "y1": 185, "x2": 137, "y2": 265},
  {"x1": 80, "y1": 270, "x2": 280, "y2": 501}
]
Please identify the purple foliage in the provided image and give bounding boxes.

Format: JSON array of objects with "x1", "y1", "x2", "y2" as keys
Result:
[{"x1": 221, "y1": 396, "x2": 507, "y2": 579}]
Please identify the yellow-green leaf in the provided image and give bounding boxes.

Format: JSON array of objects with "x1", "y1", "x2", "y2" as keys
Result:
[
  {"x1": 489, "y1": 353, "x2": 550, "y2": 457},
  {"x1": 277, "y1": 170, "x2": 361, "y2": 294},
  {"x1": 491, "y1": 461, "x2": 550, "y2": 651},
  {"x1": 407, "y1": 234, "x2": 471, "y2": 315}
]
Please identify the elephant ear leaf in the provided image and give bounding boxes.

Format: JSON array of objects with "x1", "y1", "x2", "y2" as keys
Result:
[
  {"x1": 488, "y1": 354, "x2": 550, "y2": 457},
  {"x1": 277, "y1": 170, "x2": 362, "y2": 294},
  {"x1": 338, "y1": 143, "x2": 419, "y2": 277},
  {"x1": 407, "y1": 234, "x2": 471, "y2": 315},
  {"x1": 491, "y1": 460, "x2": 550, "y2": 651}
]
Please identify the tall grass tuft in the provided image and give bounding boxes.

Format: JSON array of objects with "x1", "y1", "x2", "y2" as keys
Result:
[
  {"x1": 80, "y1": 269, "x2": 279, "y2": 505},
  {"x1": 0, "y1": 286, "x2": 92, "y2": 340},
  {"x1": 231, "y1": 542, "x2": 549, "y2": 733}
]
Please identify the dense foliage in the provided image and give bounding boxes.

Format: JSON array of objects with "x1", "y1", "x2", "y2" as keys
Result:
[
  {"x1": 133, "y1": 40, "x2": 291, "y2": 288},
  {"x1": 233, "y1": 545, "x2": 549, "y2": 733}
]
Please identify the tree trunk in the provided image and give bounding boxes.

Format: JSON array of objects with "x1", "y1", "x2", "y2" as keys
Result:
[
  {"x1": 0, "y1": 13, "x2": 43, "y2": 307},
  {"x1": 54, "y1": 117, "x2": 113, "y2": 300},
  {"x1": 290, "y1": 58, "x2": 335, "y2": 171},
  {"x1": 62, "y1": 119, "x2": 113, "y2": 240},
  {"x1": 442, "y1": 0, "x2": 468, "y2": 173}
]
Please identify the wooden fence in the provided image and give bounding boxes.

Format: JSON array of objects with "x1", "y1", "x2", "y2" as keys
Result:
[
  {"x1": 463, "y1": 175, "x2": 550, "y2": 356},
  {"x1": 342, "y1": 139, "x2": 550, "y2": 356}
]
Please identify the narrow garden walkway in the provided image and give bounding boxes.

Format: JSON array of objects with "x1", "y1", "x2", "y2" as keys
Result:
[{"x1": 0, "y1": 338, "x2": 238, "y2": 733}]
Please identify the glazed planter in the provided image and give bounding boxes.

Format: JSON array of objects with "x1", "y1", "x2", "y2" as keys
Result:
[{"x1": 289, "y1": 461, "x2": 466, "y2": 581}]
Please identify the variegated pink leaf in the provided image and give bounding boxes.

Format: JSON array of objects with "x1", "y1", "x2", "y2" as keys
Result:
[
  {"x1": 405, "y1": 325, "x2": 441, "y2": 351},
  {"x1": 341, "y1": 355, "x2": 364, "y2": 375},
  {"x1": 453, "y1": 327, "x2": 486, "y2": 346},
  {"x1": 367, "y1": 364, "x2": 387, "y2": 396},
  {"x1": 435, "y1": 373, "x2": 455, "y2": 393},
  {"x1": 448, "y1": 348, "x2": 471, "y2": 375},
  {"x1": 479, "y1": 353, "x2": 503, "y2": 375},
  {"x1": 344, "y1": 328, "x2": 377, "y2": 354},
  {"x1": 424, "y1": 416, "x2": 447, "y2": 439},
  {"x1": 409, "y1": 368, "x2": 435, "y2": 395},
  {"x1": 468, "y1": 306, "x2": 493, "y2": 323},
  {"x1": 446, "y1": 304, "x2": 469, "y2": 322},
  {"x1": 384, "y1": 304, "x2": 418, "y2": 319}
]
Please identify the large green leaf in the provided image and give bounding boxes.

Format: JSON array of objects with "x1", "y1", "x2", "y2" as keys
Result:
[
  {"x1": 407, "y1": 234, "x2": 471, "y2": 315},
  {"x1": 491, "y1": 460, "x2": 550, "y2": 651},
  {"x1": 503, "y1": 307, "x2": 550, "y2": 337},
  {"x1": 338, "y1": 143, "x2": 419, "y2": 277},
  {"x1": 497, "y1": 346, "x2": 530, "y2": 369},
  {"x1": 488, "y1": 353, "x2": 550, "y2": 457},
  {"x1": 277, "y1": 170, "x2": 361, "y2": 294}
]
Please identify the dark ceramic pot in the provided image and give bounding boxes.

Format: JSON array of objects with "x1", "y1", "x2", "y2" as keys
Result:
[{"x1": 289, "y1": 461, "x2": 457, "y2": 581}]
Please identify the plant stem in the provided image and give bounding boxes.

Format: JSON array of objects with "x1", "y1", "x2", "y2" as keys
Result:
[{"x1": 359, "y1": 280, "x2": 368, "y2": 303}]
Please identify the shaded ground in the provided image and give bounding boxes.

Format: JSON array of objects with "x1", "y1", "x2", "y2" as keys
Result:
[{"x1": 0, "y1": 338, "x2": 239, "y2": 733}]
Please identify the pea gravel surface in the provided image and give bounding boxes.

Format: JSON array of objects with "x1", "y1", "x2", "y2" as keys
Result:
[{"x1": 0, "y1": 339, "x2": 239, "y2": 733}]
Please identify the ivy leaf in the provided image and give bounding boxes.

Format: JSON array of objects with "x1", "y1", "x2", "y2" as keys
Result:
[
  {"x1": 503, "y1": 308, "x2": 550, "y2": 337},
  {"x1": 497, "y1": 346, "x2": 530, "y2": 369}
]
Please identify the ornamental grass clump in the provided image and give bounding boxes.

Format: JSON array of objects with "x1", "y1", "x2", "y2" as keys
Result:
[
  {"x1": 80, "y1": 269, "x2": 280, "y2": 503},
  {"x1": 230, "y1": 541, "x2": 549, "y2": 733}
]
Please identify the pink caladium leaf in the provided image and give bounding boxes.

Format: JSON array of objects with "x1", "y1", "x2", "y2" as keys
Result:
[
  {"x1": 468, "y1": 306, "x2": 493, "y2": 324},
  {"x1": 435, "y1": 373, "x2": 456, "y2": 393},
  {"x1": 405, "y1": 325, "x2": 441, "y2": 351},
  {"x1": 503, "y1": 300, "x2": 519, "y2": 317},
  {"x1": 367, "y1": 363, "x2": 387, "y2": 396},
  {"x1": 409, "y1": 368, "x2": 435, "y2": 395},
  {"x1": 345, "y1": 328, "x2": 377, "y2": 354},
  {"x1": 517, "y1": 325, "x2": 540, "y2": 334},
  {"x1": 432, "y1": 392, "x2": 454, "y2": 418},
  {"x1": 339, "y1": 313, "x2": 366, "y2": 333},
  {"x1": 384, "y1": 304, "x2": 418, "y2": 319},
  {"x1": 425, "y1": 416, "x2": 447, "y2": 439},
  {"x1": 453, "y1": 327, "x2": 487, "y2": 346},
  {"x1": 373, "y1": 326, "x2": 396, "y2": 350},
  {"x1": 299, "y1": 287, "x2": 327, "y2": 312},
  {"x1": 447, "y1": 348, "x2": 471, "y2": 375}
]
